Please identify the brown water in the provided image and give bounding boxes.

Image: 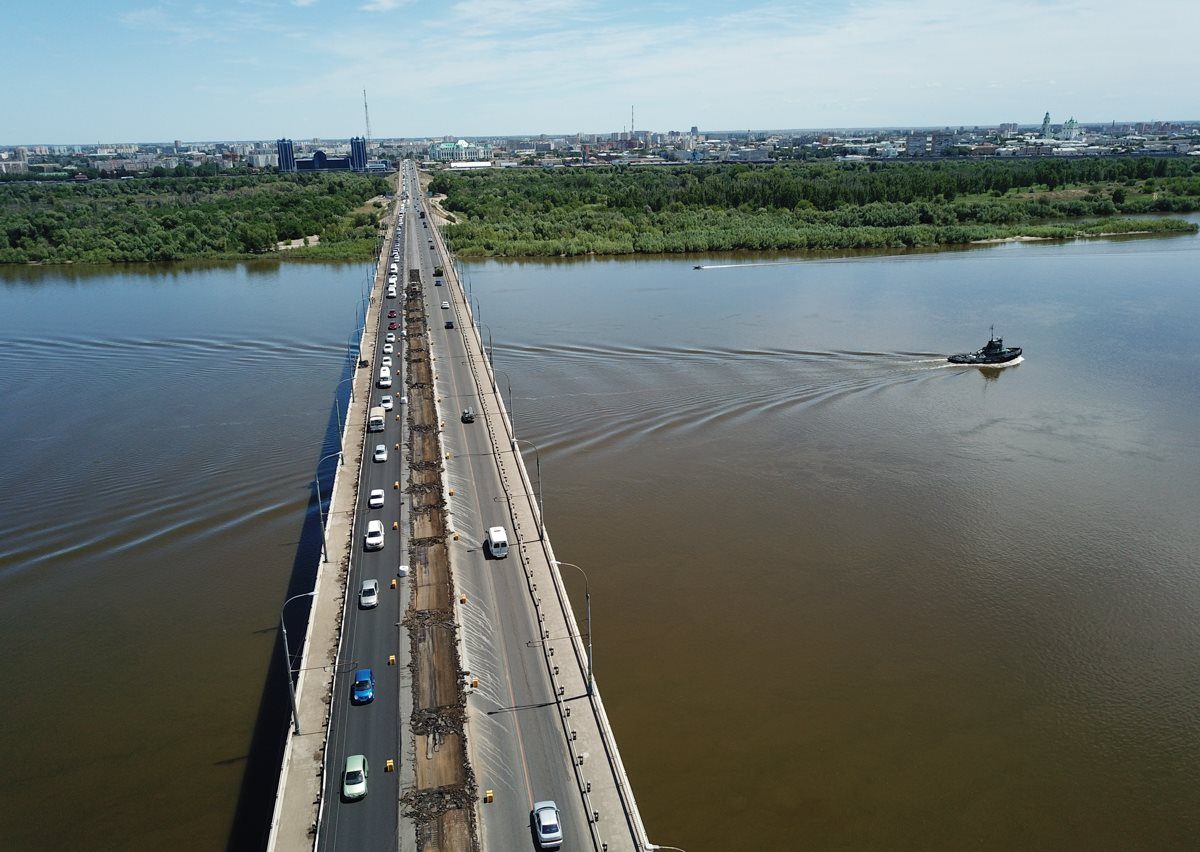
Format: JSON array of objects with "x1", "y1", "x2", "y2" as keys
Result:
[
  {"x1": 2, "y1": 227, "x2": 1199, "y2": 850},
  {"x1": 0, "y1": 261, "x2": 369, "y2": 850},
  {"x1": 464, "y1": 226, "x2": 1200, "y2": 849}
]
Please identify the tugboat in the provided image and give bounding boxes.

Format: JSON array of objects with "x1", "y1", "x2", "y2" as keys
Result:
[{"x1": 948, "y1": 326, "x2": 1023, "y2": 366}]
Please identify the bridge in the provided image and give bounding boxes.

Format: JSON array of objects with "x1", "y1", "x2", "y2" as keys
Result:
[{"x1": 265, "y1": 162, "x2": 652, "y2": 851}]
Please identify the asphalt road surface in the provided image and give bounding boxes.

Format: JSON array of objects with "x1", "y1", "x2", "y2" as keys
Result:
[{"x1": 318, "y1": 162, "x2": 593, "y2": 851}]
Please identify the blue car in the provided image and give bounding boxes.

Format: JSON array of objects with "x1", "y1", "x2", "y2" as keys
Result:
[{"x1": 351, "y1": 668, "x2": 375, "y2": 704}]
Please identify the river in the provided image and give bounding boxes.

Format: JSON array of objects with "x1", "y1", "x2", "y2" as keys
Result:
[{"x1": 1, "y1": 222, "x2": 1198, "y2": 848}]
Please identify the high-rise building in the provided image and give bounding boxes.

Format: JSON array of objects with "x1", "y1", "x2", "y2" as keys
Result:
[
  {"x1": 276, "y1": 138, "x2": 296, "y2": 172},
  {"x1": 350, "y1": 136, "x2": 367, "y2": 171}
]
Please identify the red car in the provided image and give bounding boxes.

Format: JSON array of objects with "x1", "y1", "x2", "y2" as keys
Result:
[
  {"x1": 387, "y1": 310, "x2": 397, "y2": 318},
  {"x1": 388, "y1": 321, "x2": 399, "y2": 330}
]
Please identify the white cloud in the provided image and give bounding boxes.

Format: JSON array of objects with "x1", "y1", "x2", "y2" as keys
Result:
[{"x1": 359, "y1": 0, "x2": 411, "y2": 11}]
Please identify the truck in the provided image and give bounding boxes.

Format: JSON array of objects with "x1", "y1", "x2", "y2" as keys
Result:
[{"x1": 368, "y1": 407, "x2": 386, "y2": 432}]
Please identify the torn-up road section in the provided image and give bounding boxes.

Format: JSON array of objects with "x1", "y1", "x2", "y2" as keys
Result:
[{"x1": 401, "y1": 270, "x2": 478, "y2": 852}]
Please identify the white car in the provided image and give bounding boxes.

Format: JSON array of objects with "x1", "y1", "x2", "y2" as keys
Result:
[
  {"x1": 368, "y1": 489, "x2": 385, "y2": 509},
  {"x1": 373, "y1": 444, "x2": 388, "y2": 463},
  {"x1": 383, "y1": 343, "x2": 393, "y2": 354},
  {"x1": 532, "y1": 801, "x2": 562, "y2": 849},
  {"x1": 441, "y1": 301, "x2": 450, "y2": 310},
  {"x1": 359, "y1": 578, "x2": 380, "y2": 607},
  {"x1": 380, "y1": 395, "x2": 393, "y2": 411},
  {"x1": 386, "y1": 333, "x2": 395, "y2": 343},
  {"x1": 381, "y1": 356, "x2": 392, "y2": 367},
  {"x1": 399, "y1": 395, "x2": 407, "y2": 406},
  {"x1": 363, "y1": 521, "x2": 384, "y2": 552}
]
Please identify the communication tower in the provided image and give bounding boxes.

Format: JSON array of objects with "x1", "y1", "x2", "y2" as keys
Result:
[{"x1": 363, "y1": 89, "x2": 372, "y2": 143}]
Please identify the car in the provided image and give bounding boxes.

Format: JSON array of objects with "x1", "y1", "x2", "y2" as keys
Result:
[
  {"x1": 435, "y1": 279, "x2": 442, "y2": 286},
  {"x1": 381, "y1": 395, "x2": 393, "y2": 411},
  {"x1": 461, "y1": 408, "x2": 475, "y2": 423},
  {"x1": 445, "y1": 320, "x2": 455, "y2": 329},
  {"x1": 387, "y1": 310, "x2": 397, "y2": 318},
  {"x1": 383, "y1": 343, "x2": 393, "y2": 354},
  {"x1": 381, "y1": 356, "x2": 392, "y2": 367},
  {"x1": 441, "y1": 301, "x2": 450, "y2": 310},
  {"x1": 373, "y1": 444, "x2": 388, "y2": 463},
  {"x1": 388, "y1": 322, "x2": 399, "y2": 330},
  {"x1": 342, "y1": 754, "x2": 368, "y2": 800},
  {"x1": 368, "y1": 488, "x2": 385, "y2": 508},
  {"x1": 351, "y1": 668, "x2": 375, "y2": 704},
  {"x1": 385, "y1": 333, "x2": 395, "y2": 343},
  {"x1": 364, "y1": 521, "x2": 384, "y2": 552},
  {"x1": 399, "y1": 395, "x2": 407, "y2": 405},
  {"x1": 359, "y1": 577, "x2": 380, "y2": 607},
  {"x1": 532, "y1": 801, "x2": 562, "y2": 849}
]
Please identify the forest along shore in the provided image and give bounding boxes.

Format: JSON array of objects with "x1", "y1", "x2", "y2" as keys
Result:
[
  {"x1": 0, "y1": 172, "x2": 391, "y2": 264},
  {"x1": 431, "y1": 157, "x2": 1200, "y2": 257}
]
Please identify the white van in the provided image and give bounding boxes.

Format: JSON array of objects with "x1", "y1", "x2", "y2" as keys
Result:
[
  {"x1": 367, "y1": 406, "x2": 386, "y2": 432},
  {"x1": 486, "y1": 526, "x2": 509, "y2": 559},
  {"x1": 377, "y1": 366, "x2": 392, "y2": 388},
  {"x1": 389, "y1": 263, "x2": 398, "y2": 274}
]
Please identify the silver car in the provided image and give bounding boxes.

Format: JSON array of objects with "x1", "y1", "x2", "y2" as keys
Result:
[
  {"x1": 532, "y1": 801, "x2": 562, "y2": 849},
  {"x1": 342, "y1": 754, "x2": 368, "y2": 800},
  {"x1": 359, "y1": 578, "x2": 379, "y2": 608},
  {"x1": 373, "y1": 444, "x2": 387, "y2": 463}
]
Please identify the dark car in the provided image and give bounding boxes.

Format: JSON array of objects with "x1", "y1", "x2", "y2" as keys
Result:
[
  {"x1": 388, "y1": 322, "x2": 399, "y2": 330},
  {"x1": 461, "y1": 408, "x2": 475, "y2": 423},
  {"x1": 387, "y1": 309, "x2": 397, "y2": 318},
  {"x1": 445, "y1": 320, "x2": 455, "y2": 329}
]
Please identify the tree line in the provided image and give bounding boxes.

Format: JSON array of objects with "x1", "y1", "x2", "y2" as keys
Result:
[
  {"x1": 0, "y1": 172, "x2": 392, "y2": 264},
  {"x1": 429, "y1": 158, "x2": 1200, "y2": 257}
]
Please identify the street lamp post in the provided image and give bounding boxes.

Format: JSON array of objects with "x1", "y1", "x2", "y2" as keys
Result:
[
  {"x1": 280, "y1": 591, "x2": 317, "y2": 735},
  {"x1": 314, "y1": 450, "x2": 344, "y2": 563},
  {"x1": 494, "y1": 369, "x2": 514, "y2": 436},
  {"x1": 515, "y1": 439, "x2": 543, "y2": 534},
  {"x1": 553, "y1": 561, "x2": 592, "y2": 697},
  {"x1": 475, "y1": 321, "x2": 494, "y2": 372},
  {"x1": 333, "y1": 379, "x2": 354, "y2": 447}
]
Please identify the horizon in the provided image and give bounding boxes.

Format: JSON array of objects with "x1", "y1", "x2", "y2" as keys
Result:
[
  {"x1": 9, "y1": 117, "x2": 1200, "y2": 150},
  {"x1": 5, "y1": 0, "x2": 1199, "y2": 144}
]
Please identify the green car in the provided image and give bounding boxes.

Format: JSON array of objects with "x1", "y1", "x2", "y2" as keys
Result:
[{"x1": 342, "y1": 754, "x2": 368, "y2": 800}]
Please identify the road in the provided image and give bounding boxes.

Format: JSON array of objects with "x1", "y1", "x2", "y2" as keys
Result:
[
  {"x1": 316, "y1": 164, "x2": 414, "y2": 851},
  {"x1": 317, "y1": 161, "x2": 593, "y2": 851}
]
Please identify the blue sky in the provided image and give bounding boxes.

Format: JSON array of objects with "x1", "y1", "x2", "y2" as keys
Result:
[{"x1": 3, "y1": 0, "x2": 1198, "y2": 144}]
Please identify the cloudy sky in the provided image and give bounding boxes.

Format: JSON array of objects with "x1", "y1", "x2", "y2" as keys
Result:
[{"x1": 4, "y1": 0, "x2": 1198, "y2": 143}]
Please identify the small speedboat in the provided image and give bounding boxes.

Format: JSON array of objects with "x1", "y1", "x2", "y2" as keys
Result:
[
  {"x1": 693, "y1": 265, "x2": 703, "y2": 270},
  {"x1": 948, "y1": 326, "x2": 1022, "y2": 365}
]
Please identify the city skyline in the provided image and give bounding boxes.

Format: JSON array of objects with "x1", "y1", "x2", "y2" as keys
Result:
[{"x1": 5, "y1": 0, "x2": 1200, "y2": 145}]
